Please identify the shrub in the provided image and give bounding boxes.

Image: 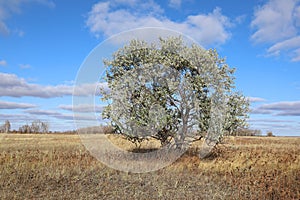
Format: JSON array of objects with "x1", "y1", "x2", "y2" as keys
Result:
[{"x1": 266, "y1": 131, "x2": 275, "y2": 137}]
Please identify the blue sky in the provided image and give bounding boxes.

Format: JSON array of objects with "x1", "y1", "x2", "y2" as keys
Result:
[{"x1": 0, "y1": 0, "x2": 300, "y2": 136}]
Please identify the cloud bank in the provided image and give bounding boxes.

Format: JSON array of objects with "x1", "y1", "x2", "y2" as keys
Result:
[
  {"x1": 251, "y1": 0, "x2": 300, "y2": 61},
  {"x1": 0, "y1": 100, "x2": 36, "y2": 109},
  {"x1": 252, "y1": 101, "x2": 300, "y2": 116},
  {"x1": 59, "y1": 104, "x2": 104, "y2": 113},
  {"x1": 248, "y1": 97, "x2": 266, "y2": 103},
  {"x1": 0, "y1": 73, "x2": 101, "y2": 98},
  {"x1": 25, "y1": 109, "x2": 97, "y2": 121},
  {"x1": 86, "y1": 0, "x2": 233, "y2": 46}
]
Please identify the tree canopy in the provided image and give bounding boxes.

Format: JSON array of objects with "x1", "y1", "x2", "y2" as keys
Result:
[{"x1": 100, "y1": 36, "x2": 249, "y2": 150}]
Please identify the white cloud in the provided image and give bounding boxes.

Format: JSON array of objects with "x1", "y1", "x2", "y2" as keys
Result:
[
  {"x1": 0, "y1": 72, "x2": 101, "y2": 98},
  {"x1": 0, "y1": 100, "x2": 36, "y2": 109},
  {"x1": 0, "y1": 0, "x2": 55, "y2": 36},
  {"x1": 252, "y1": 101, "x2": 300, "y2": 116},
  {"x1": 86, "y1": 1, "x2": 233, "y2": 46},
  {"x1": 25, "y1": 109, "x2": 96, "y2": 121},
  {"x1": 251, "y1": 0, "x2": 298, "y2": 43},
  {"x1": 248, "y1": 118, "x2": 294, "y2": 123},
  {"x1": 0, "y1": 113, "x2": 34, "y2": 121},
  {"x1": 291, "y1": 48, "x2": 300, "y2": 61},
  {"x1": 0, "y1": 73, "x2": 73, "y2": 97},
  {"x1": 267, "y1": 35, "x2": 300, "y2": 59},
  {"x1": 267, "y1": 36, "x2": 300, "y2": 56},
  {"x1": 294, "y1": 5, "x2": 300, "y2": 26},
  {"x1": 251, "y1": 0, "x2": 300, "y2": 61},
  {"x1": 260, "y1": 101, "x2": 300, "y2": 110},
  {"x1": 59, "y1": 104, "x2": 104, "y2": 113},
  {"x1": 248, "y1": 96, "x2": 266, "y2": 103},
  {"x1": 0, "y1": 59, "x2": 7, "y2": 66},
  {"x1": 169, "y1": 0, "x2": 181, "y2": 9},
  {"x1": 25, "y1": 109, "x2": 61, "y2": 116},
  {"x1": 250, "y1": 109, "x2": 273, "y2": 115}
]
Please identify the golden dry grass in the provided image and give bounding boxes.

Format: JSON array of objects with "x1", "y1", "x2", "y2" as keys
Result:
[{"x1": 0, "y1": 134, "x2": 299, "y2": 199}]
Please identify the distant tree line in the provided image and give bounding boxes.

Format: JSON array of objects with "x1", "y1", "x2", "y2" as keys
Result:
[
  {"x1": 0, "y1": 120, "x2": 266, "y2": 136},
  {"x1": 77, "y1": 125, "x2": 114, "y2": 134},
  {"x1": 225, "y1": 128, "x2": 262, "y2": 136},
  {"x1": 0, "y1": 120, "x2": 49, "y2": 134}
]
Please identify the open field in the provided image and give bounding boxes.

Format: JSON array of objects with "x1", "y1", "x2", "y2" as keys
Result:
[{"x1": 0, "y1": 134, "x2": 299, "y2": 199}]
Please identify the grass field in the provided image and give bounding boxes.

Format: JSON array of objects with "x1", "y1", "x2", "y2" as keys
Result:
[{"x1": 0, "y1": 134, "x2": 299, "y2": 199}]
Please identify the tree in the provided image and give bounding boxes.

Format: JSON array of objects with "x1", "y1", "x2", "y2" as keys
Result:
[
  {"x1": 101, "y1": 36, "x2": 249, "y2": 150},
  {"x1": 267, "y1": 131, "x2": 275, "y2": 137},
  {"x1": 31, "y1": 120, "x2": 49, "y2": 133},
  {"x1": 224, "y1": 92, "x2": 249, "y2": 136},
  {"x1": 18, "y1": 120, "x2": 49, "y2": 134},
  {"x1": 232, "y1": 128, "x2": 262, "y2": 136},
  {"x1": 4, "y1": 120, "x2": 11, "y2": 133},
  {"x1": 40, "y1": 121, "x2": 49, "y2": 133},
  {"x1": 19, "y1": 124, "x2": 31, "y2": 134}
]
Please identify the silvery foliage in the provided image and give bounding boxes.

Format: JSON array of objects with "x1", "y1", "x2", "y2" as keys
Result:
[
  {"x1": 224, "y1": 92, "x2": 250, "y2": 136},
  {"x1": 4, "y1": 120, "x2": 11, "y2": 133},
  {"x1": 0, "y1": 120, "x2": 11, "y2": 133},
  {"x1": 100, "y1": 36, "x2": 248, "y2": 149}
]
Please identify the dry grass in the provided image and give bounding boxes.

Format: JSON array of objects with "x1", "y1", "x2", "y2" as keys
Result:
[{"x1": 0, "y1": 134, "x2": 299, "y2": 199}]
